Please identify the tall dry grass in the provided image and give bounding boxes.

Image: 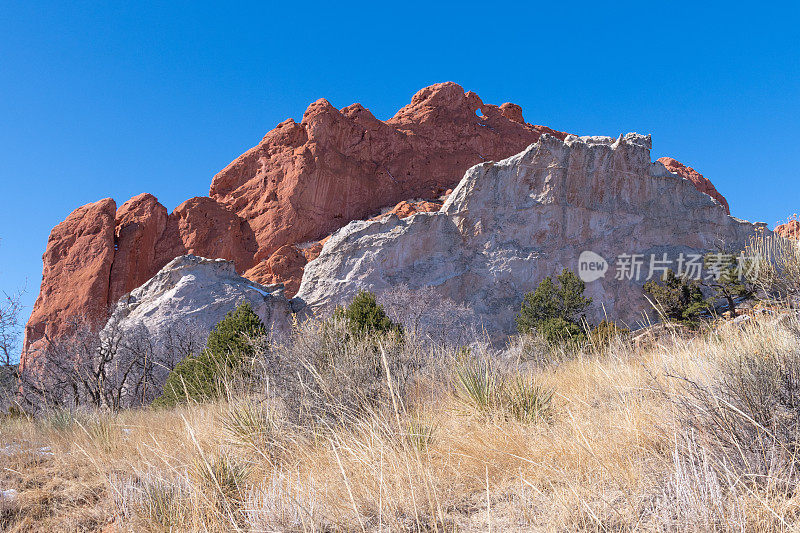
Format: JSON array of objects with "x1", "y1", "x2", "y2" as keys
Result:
[{"x1": 2, "y1": 312, "x2": 800, "y2": 531}]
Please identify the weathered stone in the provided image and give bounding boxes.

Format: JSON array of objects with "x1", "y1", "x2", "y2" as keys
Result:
[
  {"x1": 776, "y1": 219, "x2": 799, "y2": 239},
  {"x1": 109, "y1": 193, "x2": 168, "y2": 303},
  {"x1": 209, "y1": 82, "x2": 571, "y2": 270},
  {"x1": 102, "y1": 255, "x2": 292, "y2": 346},
  {"x1": 153, "y1": 196, "x2": 258, "y2": 273},
  {"x1": 295, "y1": 134, "x2": 764, "y2": 335},
  {"x1": 243, "y1": 245, "x2": 308, "y2": 297},
  {"x1": 22, "y1": 198, "x2": 117, "y2": 369},
  {"x1": 657, "y1": 157, "x2": 730, "y2": 214},
  {"x1": 375, "y1": 199, "x2": 444, "y2": 220}
]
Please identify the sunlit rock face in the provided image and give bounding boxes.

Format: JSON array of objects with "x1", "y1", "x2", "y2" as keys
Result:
[
  {"x1": 296, "y1": 134, "x2": 764, "y2": 334},
  {"x1": 101, "y1": 255, "x2": 291, "y2": 345},
  {"x1": 22, "y1": 83, "x2": 740, "y2": 366}
]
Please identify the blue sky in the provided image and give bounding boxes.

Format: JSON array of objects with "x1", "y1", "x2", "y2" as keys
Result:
[{"x1": 1, "y1": 1, "x2": 798, "y2": 360}]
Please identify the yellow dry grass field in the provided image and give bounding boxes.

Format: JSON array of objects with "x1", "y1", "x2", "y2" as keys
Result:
[{"x1": 2, "y1": 314, "x2": 800, "y2": 531}]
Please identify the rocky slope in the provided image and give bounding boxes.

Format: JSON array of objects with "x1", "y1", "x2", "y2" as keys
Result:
[
  {"x1": 295, "y1": 134, "x2": 763, "y2": 333},
  {"x1": 22, "y1": 83, "x2": 733, "y2": 367}
]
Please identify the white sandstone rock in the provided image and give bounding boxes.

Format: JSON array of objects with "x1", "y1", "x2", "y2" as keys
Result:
[
  {"x1": 295, "y1": 133, "x2": 766, "y2": 334},
  {"x1": 102, "y1": 255, "x2": 292, "y2": 343}
]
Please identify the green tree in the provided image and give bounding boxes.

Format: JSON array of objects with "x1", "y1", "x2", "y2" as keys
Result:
[
  {"x1": 334, "y1": 290, "x2": 402, "y2": 339},
  {"x1": 701, "y1": 252, "x2": 755, "y2": 317},
  {"x1": 516, "y1": 269, "x2": 593, "y2": 344},
  {"x1": 155, "y1": 302, "x2": 266, "y2": 406},
  {"x1": 644, "y1": 269, "x2": 711, "y2": 328}
]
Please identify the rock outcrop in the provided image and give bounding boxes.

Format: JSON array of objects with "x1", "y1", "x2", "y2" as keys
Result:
[
  {"x1": 102, "y1": 255, "x2": 291, "y2": 344},
  {"x1": 207, "y1": 82, "x2": 571, "y2": 274},
  {"x1": 295, "y1": 134, "x2": 763, "y2": 334},
  {"x1": 776, "y1": 219, "x2": 799, "y2": 239},
  {"x1": 109, "y1": 193, "x2": 168, "y2": 304},
  {"x1": 23, "y1": 83, "x2": 739, "y2": 367},
  {"x1": 22, "y1": 198, "x2": 117, "y2": 368},
  {"x1": 657, "y1": 157, "x2": 730, "y2": 214}
]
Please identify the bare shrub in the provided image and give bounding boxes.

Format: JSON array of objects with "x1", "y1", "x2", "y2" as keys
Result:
[
  {"x1": 745, "y1": 231, "x2": 800, "y2": 304},
  {"x1": 19, "y1": 318, "x2": 205, "y2": 411},
  {"x1": 0, "y1": 286, "x2": 24, "y2": 411},
  {"x1": 668, "y1": 316, "x2": 800, "y2": 489},
  {"x1": 0, "y1": 286, "x2": 24, "y2": 367},
  {"x1": 378, "y1": 284, "x2": 479, "y2": 349}
]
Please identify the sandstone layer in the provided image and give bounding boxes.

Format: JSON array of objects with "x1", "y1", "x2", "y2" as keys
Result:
[{"x1": 295, "y1": 134, "x2": 763, "y2": 334}]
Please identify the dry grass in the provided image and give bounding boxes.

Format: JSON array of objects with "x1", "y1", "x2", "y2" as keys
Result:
[{"x1": 3, "y1": 313, "x2": 800, "y2": 531}]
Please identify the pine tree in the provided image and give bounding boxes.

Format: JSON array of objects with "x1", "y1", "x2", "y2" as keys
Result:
[{"x1": 516, "y1": 269, "x2": 592, "y2": 344}]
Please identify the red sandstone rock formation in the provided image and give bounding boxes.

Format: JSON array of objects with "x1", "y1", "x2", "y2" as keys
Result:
[
  {"x1": 22, "y1": 198, "x2": 117, "y2": 367},
  {"x1": 152, "y1": 196, "x2": 258, "y2": 273},
  {"x1": 109, "y1": 193, "x2": 168, "y2": 303},
  {"x1": 776, "y1": 218, "x2": 799, "y2": 239},
  {"x1": 22, "y1": 82, "x2": 734, "y2": 367},
  {"x1": 379, "y1": 199, "x2": 444, "y2": 219},
  {"x1": 208, "y1": 82, "x2": 568, "y2": 272},
  {"x1": 657, "y1": 157, "x2": 730, "y2": 214}
]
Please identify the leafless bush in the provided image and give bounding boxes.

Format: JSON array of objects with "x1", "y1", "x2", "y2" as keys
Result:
[
  {"x1": 745, "y1": 231, "x2": 800, "y2": 304},
  {"x1": 668, "y1": 317, "x2": 800, "y2": 490},
  {"x1": 0, "y1": 286, "x2": 24, "y2": 367},
  {"x1": 251, "y1": 316, "x2": 426, "y2": 425},
  {"x1": 19, "y1": 318, "x2": 205, "y2": 411},
  {"x1": 0, "y1": 286, "x2": 24, "y2": 411},
  {"x1": 377, "y1": 284, "x2": 480, "y2": 349}
]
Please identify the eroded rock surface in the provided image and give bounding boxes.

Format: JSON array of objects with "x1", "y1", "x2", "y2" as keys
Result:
[
  {"x1": 776, "y1": 219, "x2": 799, "y2": 239},
  {"x1": 23, "y1": 83, "x2": 740, "y2": 367},
  {"x1": 22, "y1": 198, "x2": 117, "y2": 369},
  {"x1": 657, "y1": 157, "x2": 730, "y2": 214},
  {"x1": 296, "y1": 134, "x2": 763, "y2": 334},
  {"x1": 109, "y1": 193, "x2": 168, "y2": 303},
  {"x1": 102, "y1": 255, "x2": 292, "y2": 345},
  {"x1": 208, "y1": 81, "x2": 571, "y2": 274}
]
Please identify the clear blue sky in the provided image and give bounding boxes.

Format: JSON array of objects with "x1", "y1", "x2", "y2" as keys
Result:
[{"x1": 1, "y1": 1, "x2": 798, "y2": 360}]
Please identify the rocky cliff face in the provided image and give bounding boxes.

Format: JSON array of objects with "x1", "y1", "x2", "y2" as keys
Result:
[
  {"x1": 23, "y1": 198, "x2": 117, "y2": 365},
  {"x1": 102, "y1": 255, "x2": 291, "y2": 343},
  {"x1": 295, "y1": 134, "x2": 762, "y2": 333},
  {"x1": 22, "y1": 83, "x2": 735, "y2": 367},
  {"x1": 657, "y1": 157, "x2": 730, "y2": 214}
]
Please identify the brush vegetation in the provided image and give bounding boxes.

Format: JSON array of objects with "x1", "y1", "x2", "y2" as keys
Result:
[
  {"x1": 3, "y1": 305, "x2": 800, "y2": 531},
  {"x1": 3, "y1": 245, "x2": 800, "y2": 531}
]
